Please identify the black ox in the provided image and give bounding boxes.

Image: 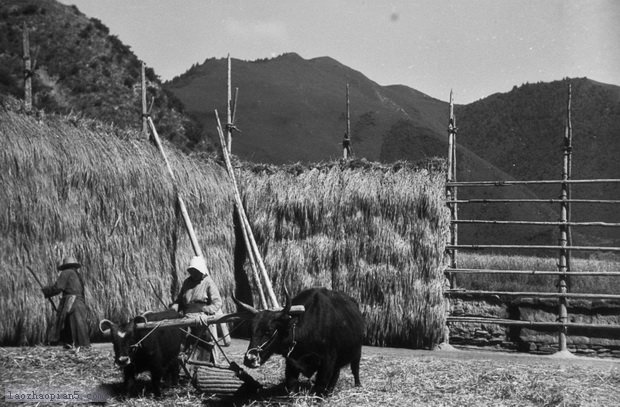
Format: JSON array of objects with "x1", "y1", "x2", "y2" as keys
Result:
[
  {"x1": 236, "y1": 287, "x2": 364, "y2": 395},
  {"x1": 99, "y1": 309, "x2": 185, "y2": 397}
]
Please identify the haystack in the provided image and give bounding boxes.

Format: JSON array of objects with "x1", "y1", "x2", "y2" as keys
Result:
[
  {"x1": 2, "y1": 98, "x2": 449, "y2": 349},
  {"x1": 238, "y1": 161, "x2": 450, "y2": 348},
  {"x1": 0, "y1": 99, "x2": 234, "y2": 345}
]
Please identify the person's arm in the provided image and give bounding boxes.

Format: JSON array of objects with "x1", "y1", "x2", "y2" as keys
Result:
[
  {"x1": 202, "y1": 277, "x2": 222, "y2": 315},
  {"x1": 170, "y1": 281, "x2": 185, "y2": 312},
  {"x1": 42, "y1": 270, "x2": 68, "y2": 298}
]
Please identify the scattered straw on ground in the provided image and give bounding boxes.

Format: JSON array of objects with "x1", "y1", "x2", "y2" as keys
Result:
[{"x1": 1, "y1": 344, "x2": 619, "y2": 406}]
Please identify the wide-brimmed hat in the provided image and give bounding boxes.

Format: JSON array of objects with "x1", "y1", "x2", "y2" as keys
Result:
[
  {"x1": 187, "y1": 256, "x2": 208, "y2": 276},
  {"x1": 57, "y1": 256, "x2": 81, "y2": 270}
]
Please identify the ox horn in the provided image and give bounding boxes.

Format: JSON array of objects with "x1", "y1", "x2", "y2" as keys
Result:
[
  {"x1": 283, "y1": 285, "x2": 292, "y2": 315},
  {"x1": 233, "y1": 296, "x2": 258, "y2": 314},
  {"x1": 99, "y1": 319, "x2": 114, "y2": 334},
  {"x1": 134, "y1": 315, "x2": 148, "y2": 324}
]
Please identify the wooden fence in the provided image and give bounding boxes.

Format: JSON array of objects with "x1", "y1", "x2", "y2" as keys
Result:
[{"x1": 444, "y1": 84, "x2": 620, "y2": 355}]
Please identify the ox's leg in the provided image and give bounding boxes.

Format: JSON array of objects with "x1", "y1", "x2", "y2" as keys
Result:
[
  {"x1": 314, "y1": 356, "x2": 336, "y2": 396},
  {"x1": 351, "y1": 347, "x2": 361, "y2": 387},
  {"x1": 167, "y1": 359, "x2": 180, "y2": 385},
  {"x1": 284, "y1": 360, "x2": 301, "y2": 393},
  {"x1": 150, "y1": 368, "x2": 163, "y2": 398},
  {"x1": 163, "y1": 360, "x2": 179, "y2": 386},
  {"x1": 326, "y1": 367, "x2": 340, "y2": 394},
  {"x1": 123, "y1": 365, "x2": 136, "y2": 395}
]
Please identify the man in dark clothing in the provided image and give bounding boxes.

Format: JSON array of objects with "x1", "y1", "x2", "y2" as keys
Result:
[{"x1": 42, "y1": 256, "x2": 90, "y2": 349}]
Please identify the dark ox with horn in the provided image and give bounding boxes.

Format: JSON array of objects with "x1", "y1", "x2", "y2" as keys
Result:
[
  {"x1": 99, "y1": 309, "x2": 185, "y2": 397},
  {"x1": 236, "y1": 287, "x2": 364, "y2": 395}
]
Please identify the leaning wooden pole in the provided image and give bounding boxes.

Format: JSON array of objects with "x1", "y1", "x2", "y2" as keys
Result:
[
  {"x1": 556, "y1": 82, "x2": 572, "y2": 355},
  {"x1": 215, "y1": 110, "x2": 279, "y2": 308},
  {"x1": 141, "y1": 62, "x2": 148, "y2": 137},
  {"x1": 239, "y1": 217, "x2": 268, "y2": 309},
  {"x1": 147, "y1": 117, "x2": 204, "y2": 260},
  {"x1": 22, "y1": 22, "x2": 32, "y2": 112}
]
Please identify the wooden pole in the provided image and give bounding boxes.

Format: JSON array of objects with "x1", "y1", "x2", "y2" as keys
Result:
[
  {"x1": 343, "y1": 83, "x2": 351, "y2": 159},
  {"x1": 446, "y1": 268, "x2": 620, "y2": 276},
  {"x1": 447, "y1": 198, "x2": 620, "y2": 204},
  {"x1": 451, "y1": 93, "x2": 458, "y2": 285},
  {"x1": 447, "y1": 90, "x2": 458, "y2": 289},
  {"x1": 141, "y1": 62, "x2": 148, "y2": 137},
  {"x1": 556, "y1": 82, "x2": 572, "y2": 354},
  {"x1": 447, "y1": 244, "x2": 620, "y2": 252},
  {"x1": 239, "y1": 215, "x2": 268, "y2": 309},
  {"x1": 147, "y1": 117, "x2": 204, "y2": 260},
  {"x1": 448, "y1": 179, "x2": 620, "y2": 187},
  {"x1": 226, "y1": 54, "x2": 232, "y2": 153},
  {"x1": 215, "y1": 110, "x2": 279, "y2": 308},
  {"x1": 102, "y1": 305, "x2": 306, "y2": 334},
  {"x1": 231, "y1": 87, "x2": 239, "y2": 125},
  {"x1": 565, "y1": 82, "x2": 574, "y2": 280},
  {"x1": 446, "y1": 289, "x2": 620, "y2": 300},
  {"x1": 22, "y1": 22, "x2": 32, "y2": 112},
  {"x1": 452, "y1": 220, "x2": 620, "y2": 227}
]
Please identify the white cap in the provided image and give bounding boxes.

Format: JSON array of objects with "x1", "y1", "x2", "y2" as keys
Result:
[{"x1": 187, "y1": 256, "x2": 208, "y2": 276}]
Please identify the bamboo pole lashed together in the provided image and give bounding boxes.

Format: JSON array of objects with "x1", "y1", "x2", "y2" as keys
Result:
[
  {"x1": 238, "y1": 213, "x2": 268, "y2": 310},
  {"x1": 214, "y1": 110, "x2": 279, "y2": 309},
  {"x1": 446, "y1": 90, "x2": 458, "y2": 289},
  {"x1": 343, "y1": 83, "x2": 352, "y2": 159},
  {"x1": 141, "y1": 62, "x2": 148, "y2": 137},
  {"x1": 446, "y1": 289, "x2": 620, "y2": 300},
  {"x1": 447, "y1": 198, "x2": 620, "y2": 204},
  {"x1": 447, "y1": 179, "x2": 620, "y2": 187},
  {"x1": 447, "y1": 244, "x2": 620, "y2": 252},
  {"x1": 446, "y1": 268, "x2": 620, "y2": 277},
  {"x1": 147, "y1": 117, "x2": 204, "y2": 260},
  {"x1": 443, "y1": 83, "x2": 620, "y2": 355},
  {"x1": 22, "y1": 22, "x2": 33, "y2": 112},
  {"x1": 452, "y1": 220, "x2": 620, "y2": 227},
  {"x1": 226, "y1": 54, "x2": 232, "y2": 153},
  {"x1": 556, "y1": 82, "x2": 573, "y2": 354}
]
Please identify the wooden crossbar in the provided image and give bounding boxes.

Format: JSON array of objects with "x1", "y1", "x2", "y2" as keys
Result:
[
  {"x1": 445, "y1": 289, "x2": 620, "y2": 300},
  {"x1": 447, "y1": 179, "x2": 620, "y2": 187},
  {"x1": 447, "y1": 316, "x2": 620, "y2": 330},
  {"x1": 446, "y1": 198, "x2": 620, "y2": 204},
  {"x1": 445, "y1": 268, "x2": 620, "y2": 276},
  {"x1": 447, "y1": 244, "x2": 620, "y2": 252},
  {"x1": 100, "y1": 306, "x2": 306, "y2": 336},
  {"x1": 452, "y1": 220, "x2": 620, "y2": 227}
]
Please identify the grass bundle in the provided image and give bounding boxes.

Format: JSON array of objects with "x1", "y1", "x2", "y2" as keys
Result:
[
  {"x1": 0, "y1": 100, "x2": 235, "y2": 346},
  {"x1": 239, "y1": 161, "x2": 450, "y2": 348}
]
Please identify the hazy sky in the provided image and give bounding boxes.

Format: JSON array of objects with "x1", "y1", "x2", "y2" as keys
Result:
[{"x1": 58, "y1": 0, "x2": 619, "y2": 104}]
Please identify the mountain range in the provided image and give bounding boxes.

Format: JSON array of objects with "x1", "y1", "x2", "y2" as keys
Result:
[{"x1": 2, "y1": 0, "x2": 619, "y2": 250}]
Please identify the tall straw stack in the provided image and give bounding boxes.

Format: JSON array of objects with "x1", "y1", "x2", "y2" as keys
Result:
[
  {"x1": 239, "y1": 160, "x2": 450, "y2": 348},
  {"x1": 2, "y1": 96, "x2": 450, "y2": 348},
  {"x1": 0, "y1": 99, "x2": 234, "y2": 345}
]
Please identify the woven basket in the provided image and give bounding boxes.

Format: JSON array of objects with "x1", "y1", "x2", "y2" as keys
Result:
[{"x1": 192, "y1": 363, "x2": 261, "y2": 396}]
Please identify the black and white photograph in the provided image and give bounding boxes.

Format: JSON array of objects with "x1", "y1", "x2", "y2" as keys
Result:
[{"x1": 1, "y1": 0, "x2": 619, "y2": 405}]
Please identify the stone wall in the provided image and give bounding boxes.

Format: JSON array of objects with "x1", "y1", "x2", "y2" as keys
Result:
[{"x1": 448, "y1": 297, "x2": 620, "y2": 358}]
